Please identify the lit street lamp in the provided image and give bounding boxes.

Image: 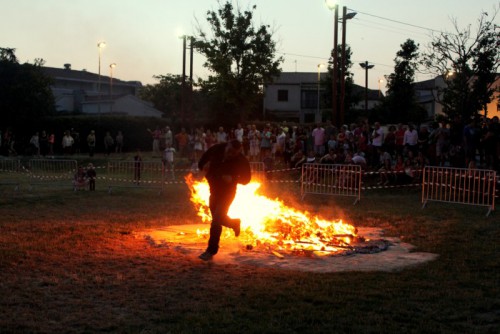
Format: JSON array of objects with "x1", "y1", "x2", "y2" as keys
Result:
[
  {"x1": 359, "y1": 61, "x2": 375, "y2": 112},
  {"x1": 97, "y1": 41, "x2": 106, "y2": 116},
  {"x1": 378, "y1": 78, "x2": 384, "y2": 98},
  {"x1": 109, "y1": 63, "x2": 116, "y2": 98}
]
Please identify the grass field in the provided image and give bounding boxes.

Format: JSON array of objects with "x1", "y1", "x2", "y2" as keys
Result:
[{"x1": 0, "y1": 159, "x2": 498, "y2": 333}]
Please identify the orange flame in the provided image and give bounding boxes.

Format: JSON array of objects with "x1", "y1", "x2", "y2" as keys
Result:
[{"x1": 186, "y1": 174, "x2": 357, "y2": 254}]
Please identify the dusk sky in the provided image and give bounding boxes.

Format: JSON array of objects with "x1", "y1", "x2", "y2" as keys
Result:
[{"x1": 1, "y1": 0, "x2": 498, "y2": 91}]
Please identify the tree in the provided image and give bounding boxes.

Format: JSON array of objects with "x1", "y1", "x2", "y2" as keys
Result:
[
  {"x1": 139, "y1": 74, "x2": 211, "y2": 126},
  {"x1": 421, "y1": 9, "x2": 499, "y2": 120},
  {"x1": 383, "y1": 39, "x2": 426, "y2": 124},
  {"x1": 139, "y1": 74, "x2": 183, "y2": 121},
  {"x1": 194, "y1": 1, "x2": 283, "y2": 123},
  {"x1": 0, "y1": 47, "x2": 55, "y2": 127}
]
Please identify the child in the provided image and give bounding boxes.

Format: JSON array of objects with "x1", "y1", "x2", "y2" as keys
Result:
[
  {"x1": 86, "y1": 163, "x2": 96, "y2": 191},
  {"x1": 73, "y1": 166, "x2": 87, "y2": 191},
  {"x1": 163, "y1": 143, "x2": 176, "y2": 180},
  {"x1": 134, "y1": 149, "x2": 142, "y2": 185}
]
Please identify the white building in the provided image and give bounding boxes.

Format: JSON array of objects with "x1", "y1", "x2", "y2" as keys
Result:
[
  {"x1": 42, "y1": 64, "x2": 163, "y2": 118},
  {"x1": 263, "y1": 72, "x2": 381, "y2": 124}
]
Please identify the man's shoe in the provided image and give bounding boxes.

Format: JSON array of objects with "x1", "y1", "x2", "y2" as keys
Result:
[
  {"x1": 198, "y1": 251, "x2": 213, "y2": 261},
  {"x1": 233, "y1": 218, "x2": 241, "y2": 237}
]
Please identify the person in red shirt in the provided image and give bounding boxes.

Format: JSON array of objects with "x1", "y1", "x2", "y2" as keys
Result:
[
  {"x1": 395, "y1": 123, "x2": 406, "y2": 156},
  {"x1": 175, "y1": 127, "x2": 189, "y2": 158}
]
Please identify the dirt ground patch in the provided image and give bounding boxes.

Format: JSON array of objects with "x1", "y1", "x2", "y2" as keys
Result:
[{"x1": 139, "y1": 224, "x2": 439, "y2": 273}]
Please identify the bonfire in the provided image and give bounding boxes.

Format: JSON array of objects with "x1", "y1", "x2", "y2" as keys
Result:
[{"x1": 186, "y1": 174, "x2": 366, "y2": 256}]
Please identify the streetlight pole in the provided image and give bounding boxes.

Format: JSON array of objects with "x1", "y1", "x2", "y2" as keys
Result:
[
  {"x1": 317, "y1": 63, "x2": 324, "y2": 123},
  {"x1": 189, "y1": 36, "x2": 194, "y2": 123},
  {"x1": 359, "y1": 61, "x2": 374, "y2": 113},
  {"x1": 180, "y1": 35, "x2": 195, "y2": 124},
  {"x1": 109, "y1": 63, "x2": 116, "y2": 98},
  {"x1": 326, "y1": 1, "x2": 339, "y2": 127},
  {"x1": 97, "y1": 41, "x2": 106, "y2": 116},
  {"x1": 181, "y1": 35, "x2": 187, "y2": 124},
  {"x1": 340, "y1": 7, "x2": 356, "y2": 127}
]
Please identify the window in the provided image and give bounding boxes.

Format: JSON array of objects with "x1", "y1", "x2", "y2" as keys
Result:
[
  {"x1": 277, "y1": 89, "x2": 288, "y2": 102},
  {"x1": 301, "y1": 90, "x2": 317, "y2": 109}
]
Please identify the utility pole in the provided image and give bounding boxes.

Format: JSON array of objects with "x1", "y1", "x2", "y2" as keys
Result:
[{"x1": 359, "y1": 61, "x2": 374, "y2": 113}]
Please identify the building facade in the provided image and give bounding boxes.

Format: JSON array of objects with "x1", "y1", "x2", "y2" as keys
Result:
[
  {"x1": 414, "y1": 74, "x2": 500, "y2": 120},
  {"x1": 263, "y1": 72, "x2": 381, "y2": 124},
  {"x1": 42, "y1": 64, "x2": 162, "y2": 118}
]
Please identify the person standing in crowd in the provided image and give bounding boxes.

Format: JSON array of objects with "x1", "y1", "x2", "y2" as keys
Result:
[
  {"x1": 463, "y1": 118, "x2": 479, "y2": 168},
  {"x1": 103, "y1": 131, "x2": 114, "y2": 157},
  {"x1": 162, "y1": 141, "x2": 176, "y2": 180},
  {"x1": 403, "y1": 124, "x2": 419, "y2": 155},
  {"x1": 115, "y1": 131, "x2": 124, "y2": 154},
  {"x1": 61, "y1": 130, "x2": 74, "y2": 155},
  {"x1": 48, "y1": 132, "x2": 55, "y2": 157},
  {"x1": 164, "y1": 126, "x2": 173, "y2": 148},
  {"x1": 395, "y1": 123, "x2": 406, "y2": 156},
  {"x1": 259, "y1": 124, "x2": 272, "y2": 160},
  {"x1": 384, "y1": 125, "x2": 396, "y2": 157},
  {"x1": 431, "y1": 122, "x2": 450, "y2": 166},
  {"x1": 192, "y1": 128, "x2": 205, "y2": 163},
  {"x1": 371, "y1": 122, "x2": 384, "y2": 168},
  {"x1": 86, "y1": 163, "x2": 96, "y2": 191},
  {"x1": 197, "y1": 140, "x2": 251, "y2": 261},
  {"x1": 418, "y1": 126, "x2": 430, "y2": 156},
  {"x1": 87, "y1": 130, "x2": 96, "y2": 157},
  {"x1": 216, "y1": 126, "x2": 227, "y2": 144},
  {"x1": 324, "y1": 120, "x2": 336, "y2": 153},
  {"x1": 175, "y1": 127, "x2": 189, "y2": 158},
  {"x1": 147, "y1": 126, "x2": 162, "y2": 158},
  {"x1": 312, "y1": 123, "x2": 325, "y2": 156},
  {"x1": 234, "y1": 123, "x2": 244, "y2": 143},
  {"x1": 39, "y1": 130, "x2": 49, "y2": 157},
  {"x1": 205, "y1": 129, "x2": 216, "y2": 150},
  {"x1": 29, "y1": 132, "x2": 40, "y2": 156},
  {"x1": 134, "y1": 149, "x2": 142, "y2": 185},
  {"x1": 71, "y1": 128, "x2": 80, "y2": 154},
  {"x1": 248, "y1": 124, "x2": 260, "y2": 162}
]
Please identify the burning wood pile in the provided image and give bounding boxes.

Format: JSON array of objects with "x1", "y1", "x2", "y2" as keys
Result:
[{"x1": 187, "y1": 175, "x2": 390, "y2": 257}]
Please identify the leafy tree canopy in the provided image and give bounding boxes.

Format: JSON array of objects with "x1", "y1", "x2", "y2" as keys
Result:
[
  {"x1": 420, "y1": 8, "x2": 499, "y2": 120},
  {"x1": 194, "y1": 1, "x2": 283, "y2": 123},
  {"x1": 0, "y1": 47, "x2": 55, "y2": 128},
  {"x1": 139, "y1": 74, "x2": 183, "y2": 121},
  {"x1": 383, "y1": 39, "x2": 426, "y2": 124}
]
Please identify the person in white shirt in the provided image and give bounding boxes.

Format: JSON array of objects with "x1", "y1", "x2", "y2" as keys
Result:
[
  {"x1": 403, "y1": 124, "x2": 419, "y2": 154},
  {"x1": 216, "y1": 126, "x2": 227, "y2": 143},
  {"x1": 163, "y1": 142, "x2": 176, "y2": 180},
  {"x1": 371, "y1": 122, "x2": 384, "y2": 168},
  {"x1": 371, "y1": 122, "x2": 384, "y2": 148},
  {"x1": 234, "y1": 123, "x2": 244, "y2": 143},
  {"x1": 61, "y1": 130, "x2": 74, "y2": 155}
]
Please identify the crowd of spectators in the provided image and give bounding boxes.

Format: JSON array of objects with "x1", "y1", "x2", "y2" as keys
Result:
[
  {"x1": 151, "y1": 117, "x2": 499, "y2": 177},
  {"x1": 3, "y1": 116, "x2": 499, "y2": 182}
]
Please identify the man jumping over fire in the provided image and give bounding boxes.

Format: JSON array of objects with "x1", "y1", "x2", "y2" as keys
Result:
[{"x1": 197, "y1": 139, "x2": 251, "y2": 261}]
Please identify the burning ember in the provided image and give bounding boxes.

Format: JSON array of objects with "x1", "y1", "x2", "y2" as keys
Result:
[{"x1": 186, "y1": 175, "x2": 376, "y2": 256}]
